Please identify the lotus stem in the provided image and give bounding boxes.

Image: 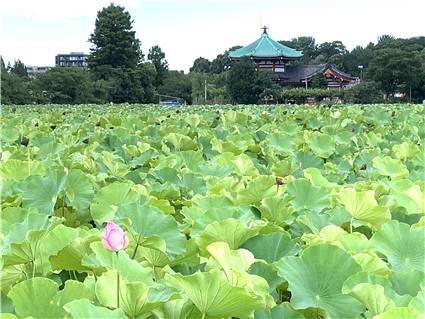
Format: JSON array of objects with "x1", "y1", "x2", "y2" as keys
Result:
[
  {"x1": 32, "y1": 259, "x2": 36, "y2": 278},
  {"x1": 116, "y1": 252, "x2": 120, "y2": 309},
  {"x1": 131, "y1": 233, "x2": 142, "y2": 259}
]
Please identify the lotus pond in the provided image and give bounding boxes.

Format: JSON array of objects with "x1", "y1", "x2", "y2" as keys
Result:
[{"x1": 1, "y1": 104, "x2": 424, "y2": 319}]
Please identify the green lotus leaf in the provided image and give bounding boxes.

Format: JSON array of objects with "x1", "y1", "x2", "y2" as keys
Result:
[
  {"x1": 270, "y1": 159, "x2": 298, "y2": 177},
  {"x1": 254, "y1": 302, "x2": 304, "y2": 319},
  {"x1": 387, "y1": 180, "x2": 420, "y2": 215},
  {"x1": 82, "y1": 242, "x2": 153, "y2": 284},
  {"x1": 223, "y1": 110, "x2": 249, "y2": 126},
  {"x1": 118, "y1": 202, "x2": 186, "y2": 257},
  {"x1": 338, "y1": 188, "x2": 391, "y2": 227},
  {"x1": 392, "y1": 142, "x2": 419, "y2": 160},
  {"x1": 248, "y1": 261, "x2": 282, "y2": 294},
  {"x1": 161, "y1": 298, "x2": 203, "y2": 319},
  {"x1": 197, "y1": 218, "x2": 263, "y2": 255},
  {"x1": 370, "y1": 220, "x2": 425, "y2": 272},
  {"x1": 302, "y1": 225, "x2": 370, "y2": 253},
  {"x1": 90, "y1": 181, "x2": 140, "y2": 223},
  {"x1": 236, "y1": 175, "x2": 276, "y2": 205},
  {"x1": 342, "y1": 272, "x2": 393, "y2": 295},
  {"x1": 54, "y1": 280, "x2": 93, "y2": 306},
  {"x1": 100, "y1": 151, "x2": 130, "y2": 177},
  {"x1": 286, "y1": 178, "x2": 329, "y2": 213},
  {"x1": 35, "y1": 224, "x2": 80, "y2": 274},
  {"x1": 242, "y1": 232, "x2": 298, "y2": 263},
  {"x1": 303, "y1": 167, "x2": 338, "y2": 190},
  {"x1": 258, "y1": 195, "x2": 295, "y2": 225},
  {"x1": 148, "y1": 197, "x2": 175, "y2": 214},
  {"x1": 2, "y1": 212, "x2": 48, "y2": 252},
  {"x1": 372, "y1": 307, "x2": 420, "y2": 319},
  {"x1": 64, "y1": 298, "x2": 127, "y2": 318},
  {"x1": 206, "y1": 242, "x2": 255, "y2": 279},
  {"x1": 0, "y1": 159, "x2": 45, "y2": 181},
  {"x1": 2, "y1": 217, "x2": 72, "y2": 270},
  {"x1": 0, "y1": 314, "x2": 17, "y2": 319},
  {"x1": 267, "y1": 132, "x2": 294, "y2": 155},
  {"x1": 176, "y1": 150, "x2": 204, "y2": 172},
  {"x1": 232, "y1": 153, "x2": 260, "y2": 176},
  {"x1": 350, "y1": 283, "x2": 395, "y2": 316},
  {"x1": 372, "y1": 156, "x2": 409, "y2": 179},
  {"x1": 95, "y1": 269, "x2": 167, "y2": 317},
  {"x1": 1, "y1": 207, "x2": 38, "y2": 236},
  {"x1": 408, "y1": 291, "x2": 425, "y2": 313},
  {"x1": 50, "y1": 228, "x2": 100, "y2": 272},
  {"x1": 65, "y1": 169, "x2": 94, "y2": 215},
  {"x1": 186, "y1": 205, "x2": 253, "y2": 237},
  {"x1": 165, "y1": 133, "x2": 197, "y2": 151},
  {"x1": 165, "y1": 269, "x2": 265, "y2": 318},
  {"x1": 352, "y1": 253, "x2": 391, "y2": 276},
  {"x1": 7, "y1": 278, "x2": 65, "y2": 319},
  {"x1": 138, "y1": 245, "x2": 170, "y2": 268},
  {"x1": 306, "y1": 132, "x2": 335, "y2": 158},
  {"x1": 389, "y1": 270, "x2": 425, "y2": 297},
  {"x1": 296, "y1": 151, "x2": 323, "y2": 170},
  {"x1": 277, "y1": 244, "x2": 363, "y2": 319},
  {"x1": 152, "y1": 167, "x2": 181, "y2": 184},
  {"x1": 180, "y1": 172, "x2": 207, "y2": 195},
  {"x1": 204, "y1": 242, "x2": 275, "y2": 308},
  {"x1": 402, "y1": 185, "x2": 425, "y2": 215},
  {"x1": 18, "y1": 168, "x2": 68, "y2": 215}
]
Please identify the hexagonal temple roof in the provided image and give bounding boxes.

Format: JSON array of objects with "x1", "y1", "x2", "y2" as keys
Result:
[{"x1": 229, "y1": 27, "x2": 303, "y2": 59}]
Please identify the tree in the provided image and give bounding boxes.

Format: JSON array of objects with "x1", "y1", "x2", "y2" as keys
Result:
[
  {"x1": 313, "y1": 41, "x2": 348, "y2": 68},
  {"x1": 10, "y1": 59, "x2": 28, "y2": 78},
  {"x1": 158, "y1": 71, "x2": 192, "y2": 104},
  {"x1": 148, "y1": 45, "x2": 168, "y2": 87},
  {"x1": 344, "y1": 80, "x2": 383, "y2": 103},
  {"x1": 342, "y1": 45, "x2": 374, "y2": 77},
  {"x1": 367, "y1": 48, "x2": 422, "y2": 96},
  {"x1": 210, "y1": 46, "x2": 242, "y2": 74},
  {"x1": 280, "y1": 36, "x2": 317, "y2": 64},
  {"x1": 88, "y1": 3, "x2": 154, "y2": 103},
  {"x1": 190, "y1": 57, "x2": 211, "y2": 73},
  {"x1": 1, "y1": 57, "x2": 31, "y2": 105},
  {"x1": 32, "y1": 68, "x2": 94, "y2": 104},
  {"x1": 88, "y1": 4, "x2": 142, "y2": 71},
  {"x1": 227, "y1": 57, "x2": 277, "y2": 104}
]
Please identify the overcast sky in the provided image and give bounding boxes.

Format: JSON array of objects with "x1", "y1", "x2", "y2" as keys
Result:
[{"x1": 1, "y1": 0, "x2": 424, "y2": 72}]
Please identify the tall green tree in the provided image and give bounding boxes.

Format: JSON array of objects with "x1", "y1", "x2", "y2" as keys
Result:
[
  {"x1": 313, "y1": 41, "x2": 348, "y2": 68},
  {"x1": 1, "y1": 57, "x2": 31, "y2": 105},
  {"x1": 32, "y1": 68, "x2": 95, "y2": 104},
  {"x1": 88, "y1": 4, "x2": 142, "y2": 72},
  {"x1": 148, "y1": 45, "x2": 169, "y2": 87},
  {"x1": 10, "y1": 59, "x2": 28, "y2": 78},
  {"x1": 158, "y1": 71, "x2": 192, "y2": 104},
  {"x1": 280, "y1": 36, "x2": 317, "y2": 64},
  {"x1": 190, "y1": 57, "x2": 211, "y2": 73},
  {"x1": 366, "y1": 48, "x2": 422, "y2": 96},
  {"x1": 227, "y1": 57, "x2": 277, "y2": 104},
  {"x1": 87, "y1": 3, "x2": 156, "y2": 103}
]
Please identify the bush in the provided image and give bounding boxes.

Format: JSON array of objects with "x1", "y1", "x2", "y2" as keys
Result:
[{"x1": 344, "y1": 80, "x2": 383, "y2": 103}]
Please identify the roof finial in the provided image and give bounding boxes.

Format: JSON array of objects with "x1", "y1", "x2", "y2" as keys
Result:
[{"x1": 262, "y1": 25, "x2": 269, "y2": 35}]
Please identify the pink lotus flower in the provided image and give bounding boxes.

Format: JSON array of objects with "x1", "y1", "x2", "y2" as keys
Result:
[{"x1": 102, "y1": 221, "x2": 129, "y2": 252}]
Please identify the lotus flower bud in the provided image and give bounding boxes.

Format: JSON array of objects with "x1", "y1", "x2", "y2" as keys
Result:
[
  {"x1": 102, "y1": 221, "x2": 129, "y2": 252},
  {"x1": 275, "y1": 176, "x2": 284, "y2": 185}
]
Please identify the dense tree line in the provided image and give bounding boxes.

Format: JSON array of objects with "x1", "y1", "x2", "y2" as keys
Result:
[{"x1": 1, "y1": 3, "x2": 424, "y2": 105}]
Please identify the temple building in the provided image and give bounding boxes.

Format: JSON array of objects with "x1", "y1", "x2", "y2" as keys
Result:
[{"x1": 229, "y1": 27, "x2": 357, "y2": 89}]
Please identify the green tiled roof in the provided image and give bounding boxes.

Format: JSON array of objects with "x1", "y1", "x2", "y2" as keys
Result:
[{"x1": 229, "y1": 28, "x2": 303, "y2": 59}]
